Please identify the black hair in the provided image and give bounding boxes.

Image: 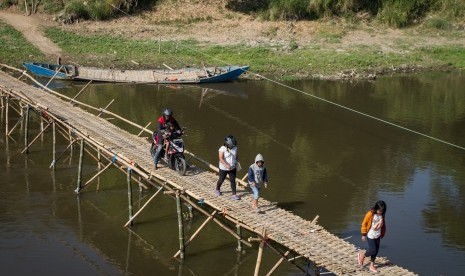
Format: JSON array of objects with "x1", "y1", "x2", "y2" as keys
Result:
[{"x1": 372, "y1": 200, "x2": 387, "y2": 217}]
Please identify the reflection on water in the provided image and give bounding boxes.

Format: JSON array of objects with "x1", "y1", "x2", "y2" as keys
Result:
[{"x1": 2, "y1": 72, "x2": 465, "y2": 275}]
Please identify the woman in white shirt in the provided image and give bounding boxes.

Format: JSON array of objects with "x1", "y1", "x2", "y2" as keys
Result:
[{"x1": 215, "y1": 135, "x2": 240, "y2": 200}]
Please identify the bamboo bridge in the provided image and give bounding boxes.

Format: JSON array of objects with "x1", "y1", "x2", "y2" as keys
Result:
[{"x1": 0, "y1": 65, "x2": 416, "y2": 276}]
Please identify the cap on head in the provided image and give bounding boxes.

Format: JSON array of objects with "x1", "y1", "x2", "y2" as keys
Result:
[{"x1": 224, "y1": 135, "x2": 236, "y2": 149}]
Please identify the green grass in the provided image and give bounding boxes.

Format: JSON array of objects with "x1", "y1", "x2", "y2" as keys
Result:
[
  {"x1": 0, "y1": 22, "x2": 44, "y2": 67},
  {"x1": 39, "y1": 26, "x2": 465, "y2": 79}
]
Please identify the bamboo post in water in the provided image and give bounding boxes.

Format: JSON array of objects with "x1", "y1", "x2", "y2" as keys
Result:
[
  {"x1": 52, "y1": 121, "x2": 56, "y2": 170},
  {"x1": 5, "y1": 96, "x2": 9, "y2": 135},
  {"x1": 75, "y1": 139, "x2": 84, "y2": 193},
  {"x1": 254, "y1": 228, "x2": 267, "y2": 276},
  {"x1": 127, "y1": 168, "x2": 133, "y2": 227},
  {"x1": 23, "y1": 105, "x2": 29, "y2": 154},
  {"x1": 176, "y1": 191, "x2": 185, "y2": 259},
  {"x1": 236, "y1": 224, "x2": 243, "y2": 252}
]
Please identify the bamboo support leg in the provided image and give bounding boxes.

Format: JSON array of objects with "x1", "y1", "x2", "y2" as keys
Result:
[
  {"x1": 21, "y1": 122, "x2": 51, "y2": 154},
  {"x1": 236, "y1": 224, "x2": 243, "y2": 252},
  {"x1": 71, "y1": 80, "x2": 93, "y2": 102},
  {"x1": 173, "y1": 210, "x2": 217, "y2": 258},
  {"x1": 50, "y1": 139, "x2": 76, "y2": 168},
  {"x1": 254, "y1": 238, "x2": 266, "y2": 276},
  {"x1": 75, "y1": 139, "x2": 84, "y2": 193},
  {"x1": 137, "y1": 121, "x2": 152, "y2": 137},
  {"x1": 7, "y1": 114, "x2": 24, "y2": 136},
  {"x1": 265, "y1": 250, "x2": 290, "y2": 276},
  {"x1": 97, "y1": 99, "x2": 115, "y2": 117},
  {"x1": 4, "y1": 96, "x2": 8, "y2": 136},
  {"x1": 52, "y1": 121, "x2": 56, "y2": 170},
  {"x1": 23, "y1": 105, "x2": 29, "y2": 154},
  {"x1": 176, "y1": 192, "x2": 185, "y2": 259},
  {"x1": 127, "y1": 168, "x2": 134, "y2": 227},
  {"x1": 124, "y1": 185, "x2": 164, "y2": 227},
  {"x1": 77, "y1": 161, "x2": 113, "y2": 193}
]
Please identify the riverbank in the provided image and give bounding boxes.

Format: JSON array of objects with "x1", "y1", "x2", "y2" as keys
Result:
[{"x1": 1, "y1": 5, "x2": 465, "y2": 80}]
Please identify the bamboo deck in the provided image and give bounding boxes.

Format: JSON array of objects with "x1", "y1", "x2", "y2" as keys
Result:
[{"x1": 0, "y1": 70, "x2": 416, "y2": 275}]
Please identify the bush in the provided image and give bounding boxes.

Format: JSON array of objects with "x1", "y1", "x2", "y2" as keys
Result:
[{"x1": 425, "y1": 16, "x2": 452, "y2": 29}]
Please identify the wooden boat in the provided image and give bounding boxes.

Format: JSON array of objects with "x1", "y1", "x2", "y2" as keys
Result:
[{"x1": 22, "y1": 62, "x2": 249, "y2": 84}]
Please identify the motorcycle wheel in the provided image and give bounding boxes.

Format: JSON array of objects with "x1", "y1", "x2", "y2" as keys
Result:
[{"x1": 173, "y1": 155, "x2": 187, "y2": 176}]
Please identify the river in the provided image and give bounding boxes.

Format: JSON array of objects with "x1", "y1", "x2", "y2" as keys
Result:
[{"x1": 1, "y1": 71, "x2": 465, "y2": 275}]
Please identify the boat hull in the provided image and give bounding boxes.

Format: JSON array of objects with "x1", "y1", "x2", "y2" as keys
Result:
[{"x1": 23, "y1": 62, "x2": 249, "y2": 84}]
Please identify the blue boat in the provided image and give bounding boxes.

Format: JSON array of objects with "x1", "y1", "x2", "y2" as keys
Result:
[
  {"x1": 22, "y1": 62, "x2": 249, "y2": 84},
  {"x1": 22, "y1": 62, "x2": 76, "y2": 79}
]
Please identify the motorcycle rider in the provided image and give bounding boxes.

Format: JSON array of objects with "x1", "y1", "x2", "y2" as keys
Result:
[{"x1": 153, "y1": 108, "x2": 182, "y2": 169}]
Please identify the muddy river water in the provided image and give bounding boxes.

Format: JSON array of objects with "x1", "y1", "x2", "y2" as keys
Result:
[{"x1": 1, "y1": 71, "x2": 465, "y2": 275}]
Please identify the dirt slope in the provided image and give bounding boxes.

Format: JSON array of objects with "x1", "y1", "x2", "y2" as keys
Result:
[{"x1": 0, "y1": 11, "x2": 62, "y2": 57}]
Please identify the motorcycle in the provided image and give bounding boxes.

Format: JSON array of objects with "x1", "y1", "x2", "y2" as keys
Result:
[{"x1": 150, "y1": 128, "x2": 187, "y2": 176}]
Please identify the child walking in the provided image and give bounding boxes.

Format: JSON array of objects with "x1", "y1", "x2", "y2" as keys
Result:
[
  {"x1": 247, "y1": 154, "x2": 268, "y2": 213},
  {"x1": 358, "y1": 200, "x2": 387, "y2": 273}
]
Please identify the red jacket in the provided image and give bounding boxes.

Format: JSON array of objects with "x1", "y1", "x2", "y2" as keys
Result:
[{"x1": 361, "y1": 209, "x2": 386, "y2": 238}]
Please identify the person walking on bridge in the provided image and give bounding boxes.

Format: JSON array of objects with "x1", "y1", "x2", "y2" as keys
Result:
[
  {"x1": 215, "y1": 135, "x2": 240, "y2": 200},
  {"x1": 358, "y1": 200, "x2": 387, "y2": 273},
  {"x1": 247, "y1": 153, "x2": 268, "y2": 213}
]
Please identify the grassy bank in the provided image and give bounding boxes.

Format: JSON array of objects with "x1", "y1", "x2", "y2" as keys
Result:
[
  {"x1": 0, "y1": 22, "x2": 44, "y2": 66},
  {"x1": 42, "y1": 27, "x2": 465, "y2": 80}
]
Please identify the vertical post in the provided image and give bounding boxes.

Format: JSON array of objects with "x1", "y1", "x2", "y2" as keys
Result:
[
  {"x1": 236, "y1": 224, "x2": 243, "y2": 252},
  {"x1": 40, "y1": 117, "x2": 44, "y2": 142},
  {"x1": 176, "y1": 191, "x2": 185, "y2": 259},
  {"x1": 24, "y1": 105, "x2": 29, "y2": 154},
  {"x1": 254, "y1": 228, "x2": 267, "y2": 276},
  {"x1": 127, "y1": 167, "x2": 133, "y2": 226},
  {"x1": 159, "y1": 36, "x2": 161, "y2": 53},
  {"x1": 97, "y1": 148, "x2": 102, "y2": 170},
  {"x1": 75, "y1": 139, "x2": 84, "y2": 193},
  {"x1": 52, "y1": 121, "x2": 56, "y2": 170},
  {"x1": 5, "y1": 96, "x2": 9, "y2": 136}
]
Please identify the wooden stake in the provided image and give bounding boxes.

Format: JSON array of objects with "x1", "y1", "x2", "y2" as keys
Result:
[
  {"x1": 75, "y1": 139, "x2": 84, "y2": 193},
  {"x1": 173, "y1": 210, "x2": 217, "y2": 258},
  {"x1": 176, "y1": 191, "x2": 185, "y2": 259}
]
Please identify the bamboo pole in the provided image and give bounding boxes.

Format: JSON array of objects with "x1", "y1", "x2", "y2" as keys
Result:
[
  {"x1": 124, "y1": 184, "x2": 165, "y2": 227},
  {"x1": 78, "y1": 161, "x2": 113, "y2": 192},
  {"x1": 23, "y1": 105, "x2": 29, "y2": 154},
  {"x1": 52, "y1": 121, "x2": 56, "y2": 170},
  {"x1": 137, "y1": 121, "x2": 152, "y2": 137},
  {"x1": 44, "y1": 65, "x2": 64, "y2": 88},
  {"x1": 71, "y1": 80, "x2": 93, "y2": 102},
  {"x1": 236, "y1": 224, "x2": 243, "y2": 252},
  {"x1": 75, "y1": 139, "x2": 84, "y2": 193},
  {"x1": 179, "y1": 194, "x2": 252, "y2": 248},
  {"x1": 265, "y1": 250, "x2": 290, "y2": 276},
  {"x1": 97, "y1": 99, "x2": 115, "y2": 117},
  {"x1": 50, "y1": 139, "x2": 76, "y2": 168},
  {"x1": 4, "y1": 95, "x2": 8, "y2": 135},
  {"x1": 254, "y1": 228, "x2": 267, "y2": 276},
  {"x1": 173, "y1": 210, "x2": 217, "y2": 258},
  {"x1": 21, "y1": 122, "x2": 51, "y2": 154},
  {"x1": 176, "y1": 191, "x2": 185, "y2": 259},
  {"x1": 264, "y1": 241, "x2": 307, "y2": 274},
  {"x1": 127, "y1": 168, "x2": 134, "y2": 227},
  {"x1": 7, "y1": 114, "x2": 24, "y2": 136}
]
